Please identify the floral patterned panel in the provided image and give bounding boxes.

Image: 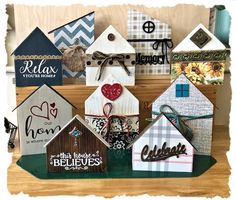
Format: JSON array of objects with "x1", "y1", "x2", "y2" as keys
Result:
[
  {"x1": 85, "y1": 116, "x2": 139, "y2": 149},
  {"x1": 171, "y1": 61, "x2": 225, "y2": 85}
]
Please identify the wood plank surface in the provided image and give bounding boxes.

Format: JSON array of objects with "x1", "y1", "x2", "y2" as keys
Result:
[
  {"x1": 7, "y1": 125, "x2": 230, "y2": 197},
  {"x1": 14, "y1": 4, "x2": 210, "y2": 48},
  {"x1": 15, "y1": 77, "x2": 217, "y2": 132}
]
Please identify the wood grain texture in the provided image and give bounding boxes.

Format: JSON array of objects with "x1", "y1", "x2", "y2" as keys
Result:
[
  {"x1": 15, "y1": 77, "x2": 216, "y2": 132},
  {"x1": 14, "y1": 4, "x2": 210, "y2": 48},
  {"x1": 7, "y1": 126, "x2": 230, "y2": 197},
  {"x1": 46, "y1": 117, "x2": 107, "y2": 172}
]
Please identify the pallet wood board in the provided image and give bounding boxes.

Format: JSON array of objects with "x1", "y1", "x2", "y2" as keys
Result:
[
  {"x1": 16, "y1": 77, "x2": 216, "y2": 132},
  {"x1": 14, "y1": 4, "x2": 210, "y2": 48}
]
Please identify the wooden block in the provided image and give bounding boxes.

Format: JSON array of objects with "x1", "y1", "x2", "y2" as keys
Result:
[{"x1": 16, "y1": 76, "x2": 216, "y2": 132}]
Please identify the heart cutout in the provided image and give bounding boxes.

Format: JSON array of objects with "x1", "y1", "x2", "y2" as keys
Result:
[
  {"x1": 30, "y1": 101, "x2": 49, "y2": 120},
  {"x1": 101, "y1": 83, "x2": 122, "y2": 101},
  {"x1": 50, "y1": 108, "x2": 58, "y2": 119},
  {"x1": 50, "y1": 102, "x2": 56, "y2": 108}
]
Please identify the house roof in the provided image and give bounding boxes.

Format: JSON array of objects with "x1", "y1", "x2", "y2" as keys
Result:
[
  {"x1": 44, "y1": 114, "x2": 110, "y2": 148},
  {"x1": 12, "y1": 84, "x2": 76, "y2": 112},
  {"x1": 149, "y1": 73, "x2": 214, "y2": 108},
  {"x1": 127, "y1": 113, "x2": 196, "y2": 150},
  {"x1": 86, "y1": 25, "x2": 135, "y2": 54},
  {"x1": 48, "y1": 11, "x2": 95, "y2": 34},
  {"x1": 173, "y1": 24, "x2": 226, "y2": 52},
  {"x1": 11, "y1": 27, "x2": 62, "y2": 56}
]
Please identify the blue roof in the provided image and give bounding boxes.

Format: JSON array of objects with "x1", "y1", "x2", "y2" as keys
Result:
[{"x1": 12, "y1": 27, "x2": 62, "y2": 56}]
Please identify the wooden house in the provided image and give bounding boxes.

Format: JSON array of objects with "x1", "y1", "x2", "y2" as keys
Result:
[
  {"x1": 127, "y1": 113, "x2": 195, "y2": 172},
  {"x1": 44, "y1": 115, "x2": 110, "y2": 172},
  {"x1": 48, "y1": 12, "x2": 95, "y2": 50},
  {"x1": 48, "y1": 12, "x2": 95, "y2": 79},
  {"x1": 85, "y1": 75, "x2": 139, "y2": 149},
  {"x1": 85, "y1": 25, "x2": 136, "y2": 86},
  {"x1": 127, "y1": 9, "x2": 173, "y2": 75},
  {"x1": 171, "y1": 24, "x2": 227, "y2": 85},
  {"x1": 151, "y1": 74, "x2": 214, "y2": 155},
  {"x1": 12, "y1": 27, "x2": 63, "y2": 86},
  {"x1": 13, "y1": 84, "x2": 75, "y2": 155}
]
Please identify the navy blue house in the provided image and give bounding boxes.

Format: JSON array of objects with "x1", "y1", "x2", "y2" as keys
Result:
[{"x1": 12, "y1": 27, "x2": 63, "y2": 87}]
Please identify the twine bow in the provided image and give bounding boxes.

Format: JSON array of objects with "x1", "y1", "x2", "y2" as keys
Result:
[
  {"x1": 152, "y1": 104, "x2": 213, "y2": 142},
  {"x1": 92, "y1": 51, "x2": 131, "y2": 81},
  {"x1": 152, "y1": 39, "x2": 173, "y2": 64},
  {"x1": 100, "y1": 103, "x2": 130, "y2": 137}
]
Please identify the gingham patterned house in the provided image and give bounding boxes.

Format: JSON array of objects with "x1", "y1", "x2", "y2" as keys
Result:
[
  {"x1": 127, "y1": 113, "x2": 194, "y2": 172},
  {"x1": 151, "y1": 74, "x2": 214, "y2": 155},
  {"x1": 127, "y1": 9, "x2": 173, "y2": 75}
]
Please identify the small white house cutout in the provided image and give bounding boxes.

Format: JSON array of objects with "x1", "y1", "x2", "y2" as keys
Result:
[
  {"x1": 85, "y1": 25, "x2": 136, "y2": 86},
  {"x1": 13, "y1": 84, "x2": 75, "y2": 155},
  {"x1": 85, "y1": 75, "x2": 139, "y2": 149}
]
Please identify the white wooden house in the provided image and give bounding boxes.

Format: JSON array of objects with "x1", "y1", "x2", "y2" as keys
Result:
[
  {"x1": 128, "y1": 113, "x2": 194, "y2": 172},
  {"x1": 171, "y1": 24, "x2": 227, "y2": 85},
  {"x1": 85, "y1": 75, "x2": 139, "y2": 149},
  {"x1": 85, "y1": 25, "x2": 136, "y2": 86},
  {"x1": 13, "y1": 84, "x2": 75, "y2": 155}
]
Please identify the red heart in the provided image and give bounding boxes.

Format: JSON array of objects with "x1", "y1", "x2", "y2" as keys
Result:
[{"x1": 101, "y1": 83, "x2": 123, "y2": 101}]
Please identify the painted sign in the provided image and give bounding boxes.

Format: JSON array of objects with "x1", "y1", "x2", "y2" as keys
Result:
[
  {"x1": 13, "y1": 84, "x2": 74, "y2": 155},
  {"x1": 48, "y1": 151, "x2": 103, "y2": 171},
  {"x1": 128, "y1": 114, "x2": 194, "y2": 172},
  {"x1": 12, "y1": 27, "x2": 62, "y2": 86},
  {"x1": 45, "y1": 115, "x2": 110, "y2": 172}
]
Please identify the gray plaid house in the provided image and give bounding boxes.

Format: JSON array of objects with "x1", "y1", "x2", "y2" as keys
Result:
[
  {"x1": 127, "y1": 9, "x2": 173, "y2": 75},
  {"x1": 151, "y1": 74, "x2": 214, "y2": 155}
]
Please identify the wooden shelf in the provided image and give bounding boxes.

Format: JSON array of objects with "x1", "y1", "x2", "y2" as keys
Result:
[
  {"x1": 16, "y1": 77, "x2": 217, "y2": 131},
  {"x1": 7, "y1": 125, "x2": 230, "y2": 197}
]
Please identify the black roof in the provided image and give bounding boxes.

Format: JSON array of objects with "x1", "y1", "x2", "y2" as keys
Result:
[{"x1": 12, "y1": 27, "x2": 62, "y2": 56}]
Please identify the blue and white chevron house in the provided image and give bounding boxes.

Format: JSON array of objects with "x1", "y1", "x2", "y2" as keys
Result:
[{"x1": 48, "y1": 11, "x2": 95, "y2": 78}]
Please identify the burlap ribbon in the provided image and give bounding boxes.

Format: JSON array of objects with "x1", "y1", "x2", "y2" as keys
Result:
[{"x1": 92, "y1": 51, "x2": 131, "y2": 81}]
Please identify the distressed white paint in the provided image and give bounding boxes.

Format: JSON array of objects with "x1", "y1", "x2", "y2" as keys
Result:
[
  {"x1": 85, "y1": 75, "x2": 139, "y2": 115},
  {"x1": 131, "y1": 114, "x2": 194, "y2": 172},
  {"x1": 16, "y1": 84, "x2": 73, "y2": 155},
  {"x1": 86, "y1": 25, "x2": 135, "y2": 54},
  {"x1": 86, "y1": 25, "x2": 135, "y2": 86},
  {"x1": 173, "y1": 24, "x2": 226, "y2": 52},
  {"x1": 86, "y1": 66, "x2": 135, "y2": 86},
  {"x1": 152, "y1": 74, "x2": 214, "y2": 155}
]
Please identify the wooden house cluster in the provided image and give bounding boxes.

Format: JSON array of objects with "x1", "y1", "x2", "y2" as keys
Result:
[{"x1": 13, "y1": 8, "x2": 226, "y2": 174}]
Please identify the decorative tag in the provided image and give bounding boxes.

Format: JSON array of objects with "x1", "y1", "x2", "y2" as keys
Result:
[{"x1": 101, "y1": 83, "x2": 123, "y2": 101}]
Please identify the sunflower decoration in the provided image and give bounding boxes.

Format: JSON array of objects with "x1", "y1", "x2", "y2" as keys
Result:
[
  {"x1": 204, "y1": 62, "x2": 224, "y2": 78},
  {"x1": 173, "y1": 62, "x2": 188, "y2": 74},
  {"x1": 184, "y1": 62, "x2": 205, "y2": 84}
]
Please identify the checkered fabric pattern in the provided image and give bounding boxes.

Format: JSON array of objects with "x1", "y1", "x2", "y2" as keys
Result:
[
  {"x1": 128, "y1": 9, "x2": 172, "y2": 75},
  {"x1": 132, "y1": 115, "x2": 193, "y2": 172}
]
